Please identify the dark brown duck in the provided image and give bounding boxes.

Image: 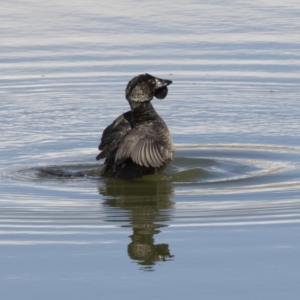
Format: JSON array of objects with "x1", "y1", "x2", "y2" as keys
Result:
[{"x1": 96, "y1": 73, "x2": 174, "y2": 178}]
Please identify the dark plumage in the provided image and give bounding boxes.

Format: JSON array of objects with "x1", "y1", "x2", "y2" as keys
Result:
[{"x1": 96, "y1": 73, "x2": 174, "y2": 178}]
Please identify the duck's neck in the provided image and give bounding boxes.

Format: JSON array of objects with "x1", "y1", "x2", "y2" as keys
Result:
[{"x1": 130, "y1": 101, "x2": 160, "y2": 124}]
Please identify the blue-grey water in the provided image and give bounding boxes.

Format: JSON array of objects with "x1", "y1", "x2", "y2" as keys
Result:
[{"x1": 1, "y1": 1, "x2": 300, "y2": 299}]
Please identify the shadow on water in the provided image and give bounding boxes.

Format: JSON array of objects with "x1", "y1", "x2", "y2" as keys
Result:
[
  {"x1": 6, "y1": 145, "x2": 300, "y2": 270},
  {"x1": 99, "y1": 178, "x2": 175, "y2": 271}
]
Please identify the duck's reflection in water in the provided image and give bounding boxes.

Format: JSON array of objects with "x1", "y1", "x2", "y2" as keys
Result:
[{"x1": 99, "y1": 178, "x2": 174, "y2": 271}]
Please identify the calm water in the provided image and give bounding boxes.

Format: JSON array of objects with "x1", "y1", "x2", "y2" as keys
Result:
[{"x1": 1, "y1": 0, "x2": 300, "y2": 299}]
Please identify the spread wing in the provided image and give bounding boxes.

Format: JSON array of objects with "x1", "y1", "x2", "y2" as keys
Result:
[
  {"x1": 96, "y1": 111, "x2": 134, "y2": 160},
  {"x1": 115, "y1": 128, "x2": 165, "y2": 168}
]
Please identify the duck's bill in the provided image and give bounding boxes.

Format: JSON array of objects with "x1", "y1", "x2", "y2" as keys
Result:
[
  {"x1": 154, "y1": 86, "x2": 169, "y2": 99},
  {"x1": 154, "y1": 78, "x2": 172, "y2": 89}
]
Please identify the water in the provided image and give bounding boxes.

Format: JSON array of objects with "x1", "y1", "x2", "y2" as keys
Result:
[{"x1": 1, "y1": 0, "x2": 300, "y2": 299}]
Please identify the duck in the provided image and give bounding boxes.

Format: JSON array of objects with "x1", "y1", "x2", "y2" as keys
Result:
[{"x1": 96, "y1": 73, "x2": 174, "y2": 178}]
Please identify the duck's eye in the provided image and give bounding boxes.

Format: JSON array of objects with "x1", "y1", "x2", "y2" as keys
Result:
[{"x1": 154, "y1": 87, "x2": 168, "y2": 99}]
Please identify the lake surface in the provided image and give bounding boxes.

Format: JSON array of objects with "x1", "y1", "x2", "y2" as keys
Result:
[{"x1": 1, "y1": 0, "x2": 300, "y2": 299}]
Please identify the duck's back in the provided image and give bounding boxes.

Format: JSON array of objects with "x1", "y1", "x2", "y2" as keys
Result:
[{"x1": 96, "y1": 111, "x2": 134, "y2": 161}]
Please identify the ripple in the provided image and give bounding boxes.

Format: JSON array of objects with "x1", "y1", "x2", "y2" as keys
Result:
[
  {"x1": 2, "y1": 144, "x2": 299, "y2": 196},
  {"x1": 1, "y1": 143, "x2": 300, "y2": 238},
  {"x1": 167, "y1": 144, "x2": 300, "y2": 194}
]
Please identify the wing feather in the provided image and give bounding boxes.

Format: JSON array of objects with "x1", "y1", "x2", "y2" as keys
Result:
[
  {"x1": 141, "y1": 141, "x2": 149, "y2": 167},
  {"x1": 152, "y1": 141, "x2": 162, "y2": 167},
  {"x1": 152, "y1": 141, "x2": 163, "y2": 167},
  {"x1": 146, "y1": 140, "x2": 155, "y2": 167},
  {"x1": 115, "y1": 129, "x2": 165, "y2": 168}
]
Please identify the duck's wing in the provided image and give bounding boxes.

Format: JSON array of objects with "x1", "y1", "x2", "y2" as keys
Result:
[
  {"x1": 115, "y1": 128, "x2": 166, "y2": 168},
  {"x1": 96, "y1": 111, "x2": 134, "y2": 160}
]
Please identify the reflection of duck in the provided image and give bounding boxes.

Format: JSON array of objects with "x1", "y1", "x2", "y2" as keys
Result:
[
  {"x1": 99, "y1": 178, "x2": 174, "y2": 271},
  {"x1": 96, "y1": 74, "x2": 174, "y2": 178}
]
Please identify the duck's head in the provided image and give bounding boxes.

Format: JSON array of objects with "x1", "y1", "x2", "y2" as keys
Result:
[{"x1": 125, "y1": 73, "x2": 172, "y2": 103}]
